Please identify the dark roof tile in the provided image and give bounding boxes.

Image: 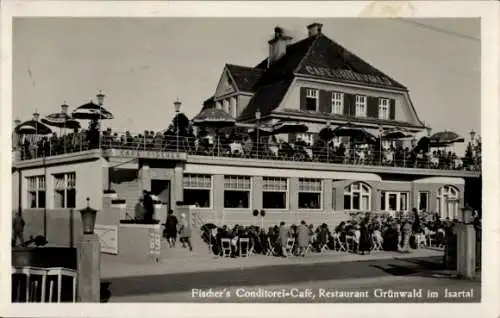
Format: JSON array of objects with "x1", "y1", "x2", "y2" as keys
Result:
[{"x1": 226, "y1": 64, "x2": 265, "y2": 92}]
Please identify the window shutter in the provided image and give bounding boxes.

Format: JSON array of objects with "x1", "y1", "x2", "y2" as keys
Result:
[
  {"x1": 367, "y1": 97, "x2": 378, "y2": 118},
  {"x1": 319, "y1": 90, "x2": 331, "y2": 113},
  {"x1": 389, "y1": 99, "x2": 396, "y2": 120},
  {"x1": 300, "y1": 87, "x2": 307, "y2": 110},
  {"x1": 344, "y1": 94, "x2": 354, "y2": 117}
]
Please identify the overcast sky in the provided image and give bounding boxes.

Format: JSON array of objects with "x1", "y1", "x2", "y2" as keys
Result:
[{"x1": 13, "y1": 18, "x2": 480, "y2": 152}]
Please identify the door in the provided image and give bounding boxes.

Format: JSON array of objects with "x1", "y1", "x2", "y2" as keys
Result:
[{"x1": 151, "y1": 180, "x2": 170, "y2": 208}]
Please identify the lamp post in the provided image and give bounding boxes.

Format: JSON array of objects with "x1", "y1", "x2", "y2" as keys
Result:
[
  {"x1": 96, "y1": 90, "x2": 105, "y2": 150},
  {"x1": 77, "y1": 197, "x2": 101, "y2": 302},
  {"x1": 174, "y1": 97, "x2": 182, "y2": 153},
  {"x1": 426, "y1": 126, "x2": 432, "y2": 137},
  {"x1": 255, "y1": 109, "x2": 261, "y2": 159},
  {"x1": 456, "y1": 206, "x2": 477, "y2": 279}
]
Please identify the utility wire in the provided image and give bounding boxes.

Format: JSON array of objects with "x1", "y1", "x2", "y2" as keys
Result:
[{"x1": 394, "y1": 18, "x2": 480, "y2": 42}]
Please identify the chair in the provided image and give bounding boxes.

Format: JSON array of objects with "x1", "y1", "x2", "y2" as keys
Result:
[
  {"x1": 371, "y1": 235, "x2": 382, "y2": 252},
  {"x1": 345, "y1": 235, "x2": 357, "y2": 253},
  {"x1": 266, "y1": 237, "x2": 276, "y2": 256},
  {"x1": 332, "y1": 233, "x2": 346, "y2": 252},
  {"x1": 220, "y1": 238, "x2": 232, "y2": 257},
  {"x1": 415, "y1": 233, "x2": 427, "y2": 249},
  {"x1": 284, "y1": 238, "x2": 295, "y2": 257},
  {"x1": 239, "y1": 238, "x2": 251, "y2": 258},
  {"x1": 319, "y1": 243, "x2": 329, "y2": 254},
  {"x1": 47, "y1": 267, "x2": 77, "y2": 303},
  {"x1": 12, "y1": 266, "x2": 48, "y2": 302}
]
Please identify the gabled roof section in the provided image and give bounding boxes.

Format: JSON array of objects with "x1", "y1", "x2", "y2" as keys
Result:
[
  {"x1": 225, "y1": 64, "x2": 265, "y2": 93},
  {"x1": 238, "y1": 79, "x2": 292, "y2": 121},
  {"x1": 294, "y1": 34, "x2": 407, "y2": 90}
]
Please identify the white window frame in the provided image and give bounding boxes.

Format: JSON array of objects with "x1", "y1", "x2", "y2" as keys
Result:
[
  {"x1": 53, "y1": 172, "x2": 76, "y2": 209},
  {"x1": 262, "y1": 177, "x2": 289, "y2": 210},
  {"x1": 380, "y1": 191, "x2": 410, "y2": 213},
  {"x1": 223, "y1": 175, "x2": 252, "y2": 210},
  {"x1": 183, "y1": 174, "x2": 213, "y2": 209},
  {"x1": 344, "y1": 182, "x2": 371, "y2": 211},
  {"x1": 305, "y1": 88, "x2": 319, "y2": 111},
  {"x1": 298, "y1": 178, "x2": 323, "y2": 211},
  {"x1": 378, "y1": 98, "x2": 390, "y2": 120},
  {"x1": 296, "y1": 133, "x2": 314, "y2": 146},
  {"x1": 331, "y1": 92, "x2": 344, "y2": 115},
  {"x1": 27, "y1": 175, "x2": 46, "y2": 209},
  {"x1": 418, "y1": 191, "x2": 430, "y2": 212},
  {"x1": 437, "y1": 185, "x2": 460, "y2": 220},
  {"x1": 355, "y1": 95, "x2": 367, "y2": 117}
]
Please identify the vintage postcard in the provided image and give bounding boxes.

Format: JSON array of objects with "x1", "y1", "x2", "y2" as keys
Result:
[{"x1": 1, "y1": 1, "x2": 498, "y2": 318}]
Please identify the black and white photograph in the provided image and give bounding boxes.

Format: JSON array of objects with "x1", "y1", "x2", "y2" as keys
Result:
[{"x1": 1, "y1": 1, "x2": 499, "y2": 318}]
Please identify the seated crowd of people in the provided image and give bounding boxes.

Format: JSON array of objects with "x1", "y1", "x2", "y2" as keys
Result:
[
  {"x1": 197, "y1": 210, "x2": 472, "y2": 258},
  {"x1": 14, "y1": 126, "x2": 477, "y2": 171}
]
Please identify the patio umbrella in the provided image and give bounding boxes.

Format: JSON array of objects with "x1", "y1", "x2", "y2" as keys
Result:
[
  {"x1": 72, "y1": 101, "x2": 113, "y2": 121},
  {"x1": 272, "y1": 121, "x2": 308, "y2": 135},
  {"x1": 381, "y1": 128, "x2": 413, "y2": 140},
  {"x1": 15, "y1": 113, "x2": 53, "y2": 135},
  {"x1": 41, "y1": 103, "x2": 81, "y2": 130},
  {"x1": 192, "y1": 108, "x2": 236, "y2": 155},
  {"x1": 319, "y1": 125, "x2": 335, "y2": 141},
  {"x1": 333, "y1": 123, "x2": 377, "y2": 143},
  {"x1": 429, "y1": 131, "x2": 465, "y2": 147}
]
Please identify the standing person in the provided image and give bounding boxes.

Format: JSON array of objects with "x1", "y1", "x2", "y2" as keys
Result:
[
  {"x1": 178, "y1": 213, "x2": 192, "y2": 252},
  {"x1": 359, "y1": 220, "x2": 372, "y2": 255},
  {"x1": 164, "y1": 209, "x2": 178, "y2": 248},
  {"x1": 401, "y1": 219, "x2": 413, "y2": 252},
  {"x1": 296, "y1": 221, "x2": 309, "y2": 257},
  {"x1": 278, "y1": 221, "x2": 289, "y2": 257},
  {"x1": 142, "y1": 190, "x2": 155, "y2": 223},
  {"x1": 12, "y1": 212, "x2": 25, "y2": 247}
]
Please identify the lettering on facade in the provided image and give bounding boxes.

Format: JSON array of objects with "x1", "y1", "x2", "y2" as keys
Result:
[
  {"x1": 304, "y1": 65, "x2": 393, "y2": 86},
  {"x1": 116, "y1": 149, "x2": 184, "y2": 160}
]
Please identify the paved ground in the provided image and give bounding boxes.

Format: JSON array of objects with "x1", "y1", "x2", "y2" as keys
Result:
[{"x1": 100, "y1": 248, "x2": 480, "y2": 303}]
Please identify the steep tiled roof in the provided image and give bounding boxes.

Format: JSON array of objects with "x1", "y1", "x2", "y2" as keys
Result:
[
  {"x1": 225, "y1": 64, "x2": 264, "y2": 93},
  {"x1": 238, "y1": 79, "x2": 292, "y2": 120},
  {"x1": 295, "y1": 34, "x2": 407, "y2": 90}
]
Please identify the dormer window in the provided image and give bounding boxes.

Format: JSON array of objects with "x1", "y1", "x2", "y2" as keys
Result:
[
  {"x1": 355, "y1": 95, "x2": 367, "y2": 117},
  {"x1": 378, "y1": 98, "x2": 390, "y2": 120},
  {"x1": 305, "y1": 88, "x2": 319, "y2": 111}
]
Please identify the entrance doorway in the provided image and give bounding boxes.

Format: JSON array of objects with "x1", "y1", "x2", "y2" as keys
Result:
[
  {"x1": 151, "y1": 180, "x2": 171, "y2": 211},
  {"x1": 381, "y1": 191, "x2": 409, "y2": 216}
]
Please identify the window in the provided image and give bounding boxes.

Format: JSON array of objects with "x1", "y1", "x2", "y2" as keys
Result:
[
  {"x1": 224, "y1": 176, "x2": 251, "y2": 209},
  {"x1": 295, "y1": 133, "x2": 314, "y2": 146},
  {"x1": 344, "y1": 182, "x2": 371, "y2": 211},
  {"x1": 27, "y1": 176, "x2": 46, "y2": 208},
  {"x1": 331, "y1": 92, "x2": 344, "y2": 114},
  {"x1": 305, "y1": 88, "x2": 319, "y2": 111},
  {"x1": 53, "y1": 173, "x2": 76, "y2": 208},
  {"x1": 298, "y1": 178, "x2": 322, "y2": 210},
  {"x1": 418, "y1": 192, "x2": 429, "y2": 211},
  {"x1": 437, "y1": 185, "x2": 459, "y2": 220},
  {"x1": 183, "y1": 174, "x2": 212, "y2": 208},
  {"x1": 380, "y1": 191, "x2": 409, "y2": 212},
  {"x1": 378, "y1": 98, "x2": 389, "y2": 120},
  {"x1": 355, "y1": 95, "x2": 367, "y2": 117},
  {"x1": 263, "y1": 177, "x2": 288, "y2": 209}
]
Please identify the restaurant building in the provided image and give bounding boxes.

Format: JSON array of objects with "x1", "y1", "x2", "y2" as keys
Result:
[{"x1": 12, "y1": 23, "x2": 480, "y2": 248}]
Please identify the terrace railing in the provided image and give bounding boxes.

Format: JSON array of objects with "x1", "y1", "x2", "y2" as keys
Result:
[{"x1": 13, "y1": 131, "x2": 481, "y2": 172}]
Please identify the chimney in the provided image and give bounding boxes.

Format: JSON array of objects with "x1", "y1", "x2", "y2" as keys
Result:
[
  {"x1": 268, "y1": 26, "x2": 293, "y2": 67},
  {"x1": 307, "y1": 23, "x2": 323, "y2": 37}
]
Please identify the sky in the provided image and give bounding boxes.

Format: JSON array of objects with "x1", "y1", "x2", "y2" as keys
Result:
[{"x1": 13, "y1": 18, "x2": 480, "y2": 153}]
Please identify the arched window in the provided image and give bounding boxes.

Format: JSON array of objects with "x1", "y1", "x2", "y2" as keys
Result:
[
  {"x1": 437, "y1": 185, "x2": 460, "y2": 219},
  {"x1": 344, "y1": 182, "x2": 371, "y2": 211}
]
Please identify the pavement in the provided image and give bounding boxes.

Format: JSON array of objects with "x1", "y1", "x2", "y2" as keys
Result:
[{"x1": 98, "y1": 247, "x2": 480, "y2": 303}]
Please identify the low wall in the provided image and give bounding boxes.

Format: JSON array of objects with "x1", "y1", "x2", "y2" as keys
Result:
[{"x1": 117, "y1": 224, "x2": 161, "y2": 262}]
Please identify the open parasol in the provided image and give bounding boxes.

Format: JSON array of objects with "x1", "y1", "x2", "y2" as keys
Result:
[
  {"x1": 272, "y1": 121, "x2": 308, "y2": 135},
  {"x1": 15, "y1": 112, "x2": 53, "y2": 135},
  {"x1": 429, "y1": 131, "x2": 465, "y2": 147}
]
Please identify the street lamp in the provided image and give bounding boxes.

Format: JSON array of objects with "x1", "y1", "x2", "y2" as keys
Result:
[
  {"x1": 174, "y1": 97, "x2": 182, "y2": 152},
  {"x1": 80, "y1": 198, "x2": 98, "y2": 234},
  {"x1": 426, "y1": 126, "x2": 432, "y2": 137},
  {"x1": 469, "y1": 129, "x2": 476, "y2": 142},
  {"x1": 255, "y1": 109, "x2": 261, "y2": 159},
  {"x1": 96, "y1": 90, "x2": 105, "y2": 106},
  {"x1": 33, "y1": 111, "x2": 40, "y2": 122},
  {"x1": 61, "y1": 102, "x2": 69, "y2": 114}
]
